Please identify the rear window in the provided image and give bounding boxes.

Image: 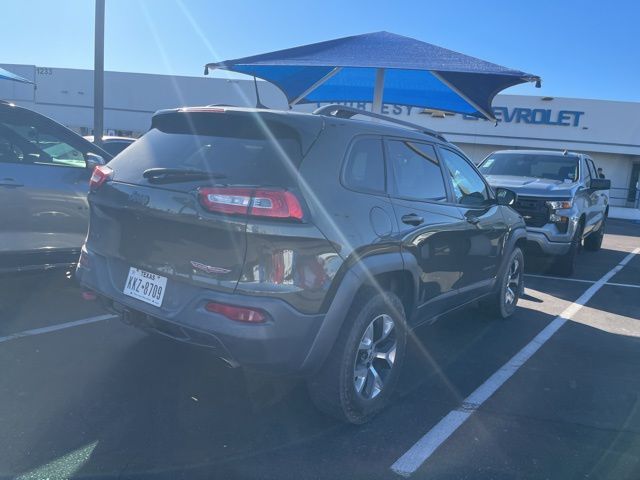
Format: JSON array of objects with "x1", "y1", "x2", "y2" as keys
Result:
[{"x1": 109, "y1": 112, "x2": 306, "y2": 187}]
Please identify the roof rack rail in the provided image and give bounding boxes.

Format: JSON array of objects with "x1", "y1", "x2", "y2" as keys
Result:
[{"x1": 312, "y1": 104, "x2": 446, "y2": 142}]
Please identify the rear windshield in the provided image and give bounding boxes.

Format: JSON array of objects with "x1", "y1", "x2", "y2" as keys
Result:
[
  {"x1": 108, "y1": 112, "x2": 305, "y2": 187},
  {"x1": 479, "y1": 153, "x2": 579, "y2": 182}
]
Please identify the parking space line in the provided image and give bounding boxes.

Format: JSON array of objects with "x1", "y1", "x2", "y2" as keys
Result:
[
  {"x1": 605, "y1": 281, "x2": 640, "y2": 289},
  {"x1": 525, "y1": 273, "x2": 640, "y2": 289},
  {"x1": 0, "y1": 314, "x2": 117, "y2": 344},
  {"x1": 391, "y1": 247, "x2": 640, "y2": 477},
  {"x1": 524, "y1": 273, "x2": 595, "y2": 284}
]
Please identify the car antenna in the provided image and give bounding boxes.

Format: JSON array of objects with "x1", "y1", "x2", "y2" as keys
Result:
[{"x1": 253, "y1": 76, "x2": 267, "y2": 109}]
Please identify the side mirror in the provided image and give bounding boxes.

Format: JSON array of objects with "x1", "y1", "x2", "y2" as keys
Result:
[
  {"x1": 85, "y1": 152, "x2": 106, "y2": 171},
  {"x1": 589, "y1": 178, "x2": 611, "y2": 191},
  {"x1": 495, "y1": 187, "x2": 517, "y2": 206}
]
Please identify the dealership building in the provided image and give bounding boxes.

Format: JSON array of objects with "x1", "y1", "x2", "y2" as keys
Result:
[{"x1": 2, "y1": 63, "x2": 639, "y2": 209}]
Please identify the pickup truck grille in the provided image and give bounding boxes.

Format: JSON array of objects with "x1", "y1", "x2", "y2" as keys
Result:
[{"x1": 513, "y1": 196, "x2": 550, "y2": 228}]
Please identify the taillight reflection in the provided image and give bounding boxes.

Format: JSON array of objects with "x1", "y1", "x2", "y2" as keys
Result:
[{"x1": 205, "y1": 301, "x2": 266, "y2": 323}]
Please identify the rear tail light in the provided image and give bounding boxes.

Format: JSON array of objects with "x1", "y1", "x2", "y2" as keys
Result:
[
  {"x1": 205, "y1": 301, "x2": 266, "y2": 323},
  {"x1": 89, "y1": 165, "x2": 113, "y2": 191},
  {"x1": 198, "y1": 187, "x2": 303, "y2": 220}
]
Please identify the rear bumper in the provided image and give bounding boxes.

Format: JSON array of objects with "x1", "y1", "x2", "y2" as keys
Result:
[{"x1": 77, "y1": 250, "x2": 328, "y2": 374}]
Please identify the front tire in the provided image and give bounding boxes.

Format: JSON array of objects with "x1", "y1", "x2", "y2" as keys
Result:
[
  {"x1": 307, "y1": 291, "x2": 407, "y2": 424},
  {"x1": 481, "y1": 247, "x2": 524, "y2": 318},
  {"x1": 584, "y1": 215, "x2": 606, "y2": 251},
  {"x1": 553, "y1": 221, "x2": 583, "y2": 276}
]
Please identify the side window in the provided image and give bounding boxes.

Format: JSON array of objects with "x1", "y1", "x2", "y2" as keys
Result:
[
  {"x1": 439, "y1": 147, "x2": 490, "y2": 205},
  {"x1": 343, "y1": 137, "x2": 385, "y2": 193},
  {"x1": 386, "y1": 140, "x2": 447, "y2": 201},
  {"x1": 587, "y1": 159, "x2": 600, "y2": 179},
  {"x1": 0, "y1": 118, "x2": 86, "y2": 169},
  {"x1": 585, "y1": 158, "x2": 595, "y2": 181},
  {"x1": 0, "y1": 129, "x2": 25, "y2": 164}
]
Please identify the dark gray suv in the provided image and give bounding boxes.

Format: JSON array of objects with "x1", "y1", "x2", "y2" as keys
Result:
[{"x1": 77, "y1": 105, "x2": 526, "y2": 423}]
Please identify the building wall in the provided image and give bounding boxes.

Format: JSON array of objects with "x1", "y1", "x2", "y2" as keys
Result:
[{"x1": 2, "y1": 63, "x2": 639, "y2": 207}]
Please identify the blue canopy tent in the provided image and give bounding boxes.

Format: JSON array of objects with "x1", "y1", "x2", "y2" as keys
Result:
[
  {"x1": 0, "y1": 66, "x2": 33, "y2": 85},
  {"x1": 205, "y1": 31, "x2": 540, "y2": 121}
]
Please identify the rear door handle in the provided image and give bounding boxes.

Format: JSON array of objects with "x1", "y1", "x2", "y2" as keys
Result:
[
  {"x1": 466, "y1": 215, "x2": 480, "y2": 225},
  {"x1": 401, "y1": 214, "x2": 424, "y2": 226}
]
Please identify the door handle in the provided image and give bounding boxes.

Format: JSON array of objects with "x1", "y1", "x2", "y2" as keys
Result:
[
  {"x1": 401, "y1": 214, "x2": 424, "y2": 226},
  {"x1": 466, "y1": 215, "x2": 480, "y2": 225}
]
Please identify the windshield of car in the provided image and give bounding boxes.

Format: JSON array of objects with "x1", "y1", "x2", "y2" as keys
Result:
[{"x1": 479, "y1": 153, "x2": 580, "y2": 182}]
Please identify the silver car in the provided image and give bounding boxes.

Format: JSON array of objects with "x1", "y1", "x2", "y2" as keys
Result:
[{"x1": 0, "y1": 101, "x2": 111, "y2": 272}]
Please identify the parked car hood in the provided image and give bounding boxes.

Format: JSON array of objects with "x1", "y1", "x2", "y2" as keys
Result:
[{"x1": 485, "y1": 175, "x2": 577, "y2": 198}]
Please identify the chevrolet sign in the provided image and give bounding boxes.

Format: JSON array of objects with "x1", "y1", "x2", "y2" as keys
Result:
[{"x1": 314, "y1": 102, "x2": 585, "y2": 127}]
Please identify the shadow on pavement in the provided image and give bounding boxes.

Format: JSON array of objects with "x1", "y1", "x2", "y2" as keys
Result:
[
  {"x1": 0, "y1": 269, "x2": 105, "y2": 336},
  {"x1": 4, "y1": 298, "x2": 563, "y2": 479}
]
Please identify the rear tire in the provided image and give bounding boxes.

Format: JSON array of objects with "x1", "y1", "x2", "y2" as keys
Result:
[
  {"x1": 307, "y1": 291, "x2": 407, "y2": 424},
  {"x1": 584, "y1": 215, "x2": 606, "y2": 251},
  {"x1": 480, "y1": 247, "x2": 524, "y2": 319},
  {"x1": 553, "y1": 222, "x2": 583, "y2": 276}
]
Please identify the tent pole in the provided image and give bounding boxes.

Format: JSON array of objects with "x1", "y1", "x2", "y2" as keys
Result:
[
  {"x1": 372, "y1": 68, "x2": 385, "y2": 115},
  {"x1": 93, "y1": 0, "x2": 105, "y2": 147},
  {"x1": 431, "y1": 71, "x2": 496, "y2": 122},
  {"x1": 289, "y1": 67, "x2": 342, "y2": 106}
]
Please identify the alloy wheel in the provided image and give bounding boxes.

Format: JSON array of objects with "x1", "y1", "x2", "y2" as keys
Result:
[
  {"x1": 353, "y1": 314, "x2": 397, "y2": 400},
  {"x1": 505, "y1": 257, "x2": 521, "y2": 305}
]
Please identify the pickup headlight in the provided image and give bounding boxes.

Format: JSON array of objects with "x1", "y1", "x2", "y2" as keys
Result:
[
  {"x1": 547, "y1": 199, "x2": 571, "y2": 233},
  {"x1": 546, "y1": 200, "x2": 572, "y2": 210}
]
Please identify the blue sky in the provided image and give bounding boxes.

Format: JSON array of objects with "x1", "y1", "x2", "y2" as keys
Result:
[{"x1": 2, "y1": 0, "x2": 639, "y2": 101}]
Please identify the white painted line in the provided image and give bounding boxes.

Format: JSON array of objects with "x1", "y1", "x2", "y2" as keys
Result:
[
  {"x1": 391, "y1": 247, "x2": 640, "y2": 477},
  {"x1": 524, "y1": 273, "x2": 595, "y2": 284},
  {"x1": 525, "y1": 273, "x2": 640, "y2": 289},
  {"x1": 605, "y1": 281, "x2": 640, "y2": 289},
  {"x1": 0, "y1": 314, "x2": 116, "y2": 344}
]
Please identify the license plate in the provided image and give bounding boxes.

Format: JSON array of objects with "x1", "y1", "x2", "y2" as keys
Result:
[{"x1": 123, "y1": 267, "x2": 167, "y2": 307}]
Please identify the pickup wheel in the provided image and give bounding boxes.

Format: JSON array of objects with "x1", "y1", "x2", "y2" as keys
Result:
[
  {"x1": 306, "y1": 291, "x2": 407, "y2": 424},
  {"x1": 584, "y1": 215, "x2": 606, "y2": 251},
  {"x1": 480, "y1": 247, "x2": 524, "y2": 319},
  {"x1": 553, "y1": 222, "x2": 583, "y2": 276}
]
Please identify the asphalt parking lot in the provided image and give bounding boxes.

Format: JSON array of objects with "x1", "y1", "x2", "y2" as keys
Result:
[{"x1": 1, "y1": 219, "x2": 639, "y2": 480}]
